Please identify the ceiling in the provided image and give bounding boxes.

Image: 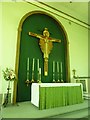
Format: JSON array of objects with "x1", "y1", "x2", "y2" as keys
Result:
[
  {"x1": 2, "y1": 0, "x2": 88, "y2": 25},
  {"x1": 38, "y1": 1, "x2": 88, "y2": 25}
]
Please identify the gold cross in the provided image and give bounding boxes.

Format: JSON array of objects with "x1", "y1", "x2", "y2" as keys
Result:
[{"x1": 29, "y1": 28, "x2": 61, "y2": 76}]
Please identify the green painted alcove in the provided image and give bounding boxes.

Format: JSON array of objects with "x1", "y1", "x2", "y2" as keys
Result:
[{"x1": 16, "y1": 11, "x2": 69, "y2": 102}]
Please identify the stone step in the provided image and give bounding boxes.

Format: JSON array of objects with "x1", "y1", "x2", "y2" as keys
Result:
[{"x1": 49, "y1": 108, "x2": 89, "y2": 118}]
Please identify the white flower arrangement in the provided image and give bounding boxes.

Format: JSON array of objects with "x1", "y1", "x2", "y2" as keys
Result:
[{"x1": 2, "y1": 68, "x2": 16, "y2": 81}]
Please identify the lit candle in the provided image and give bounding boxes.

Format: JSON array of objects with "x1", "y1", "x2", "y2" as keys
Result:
[
  {"x1": 27, "y1": 57, "x2": 29, "y2": 71},
  {"x1": 61, "y1": 62, "x2": 62, "y2": 73},
  {"x1": 32, "y1": 58, "x2": 35, "y2": 71},
  {"x1": 57, "y1": 61, "x2": 59, "y2": 72},
  {"x1": 53, "y1": 61, "x2": 55, "y2": 72}
]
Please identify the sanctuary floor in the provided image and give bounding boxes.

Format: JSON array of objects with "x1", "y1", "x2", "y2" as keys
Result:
[{"x1": 1, "y1": 100, "x2": 89, "y2": 119}]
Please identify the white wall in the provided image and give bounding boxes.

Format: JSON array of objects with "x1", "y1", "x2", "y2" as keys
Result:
[
  {"x1": 0, "y1": 3, "x2": 2, "y2": 94},
  {"x1": 0, "y1": 2, "x2": 88, "y2": 101}
]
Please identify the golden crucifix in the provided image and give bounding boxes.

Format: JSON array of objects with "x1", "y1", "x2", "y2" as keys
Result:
[{"x1": 29, "y1": 28, "x2": 61, "y2": 76}]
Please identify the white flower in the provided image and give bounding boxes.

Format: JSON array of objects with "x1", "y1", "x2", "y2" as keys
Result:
[{"x1": 3, "y1": 68, "x2": 16, "y2": 81}]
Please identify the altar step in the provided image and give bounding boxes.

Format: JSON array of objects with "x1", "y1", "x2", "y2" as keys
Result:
[
  {"x1": 46, "y1": 99, "x2": 90, "y2": 119},
  {"x1": 83, "y1": 93, "x2": 90, "y2": 100},
  {"x1": 2, "y1": 100, "x2": 89, "y2": 119},
  {"x1": 31, "y1": 100, "x2": 89, "y2": 119},
  {"x1": 48, "y1": 107, "x2": 89, "y2": 119},
  {"x1": 31, "y1": 107, "x2": 89, "y2": 120}
]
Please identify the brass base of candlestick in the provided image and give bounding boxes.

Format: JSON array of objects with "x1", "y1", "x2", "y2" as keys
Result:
[
  {"x1": 25, "y1": 80, "x2": 31, "y2": 86},
  {"x1": 61, "y1": 79, "x2": 64, "y2": 83},
  {"x1": 37, "y1": 80, "x2": 42, "y2": 83},
  {"x1": 57, "y1": 80, "x2": 60, "y2": 83},
  {"x1": 52, "y1": 80, "x2": 56, "y2": 83},
  {"x1": 25, "y1": 79, "x2": 35, "y2": 86},
  {"x1": 31, "y1": 79, "x2": 34, "y2": 83},
  {"x1": 52, "y1": 79, "x2": 64, "y2": 83}
]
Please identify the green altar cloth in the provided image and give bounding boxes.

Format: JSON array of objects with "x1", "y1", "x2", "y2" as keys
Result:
[{"x1": 39, "y1": 86, "x2": 83, "y2": 110}]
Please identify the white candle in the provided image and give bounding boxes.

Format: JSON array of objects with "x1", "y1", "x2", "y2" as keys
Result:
[
  {"x1": 53, "y1": 61, "x2": 55, "y2": 72},
  {"x1": 57, "y1": 61, "x2": 59, "y2": 72},
  {"x1": 32, "y1": 58, "x2": 35, "y2": 71},
  {"x1": 39, "y1": 68, "x2": 41, "y2": 82},
  {"x1": 27, "y1": 57, "x2": 29, "y2": 71},
  {"x1": 39, "y1": 68, "x2": 41, "y2": 74},
  {"x1": 61, "y1": 62, "x2": 62, "y2": 73},
  {"x1": 37, "y1": 59, "x2": 39, "y2": 71}
]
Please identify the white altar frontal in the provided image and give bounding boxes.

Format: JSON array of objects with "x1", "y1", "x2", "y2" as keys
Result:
[{"x1": 31, "y1": 83, "x2": 83, "y2": 110}]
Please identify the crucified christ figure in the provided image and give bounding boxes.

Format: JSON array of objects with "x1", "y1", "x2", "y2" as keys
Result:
[{"x1": 29, "y1": 28, "x2": 61, "y2": 76}]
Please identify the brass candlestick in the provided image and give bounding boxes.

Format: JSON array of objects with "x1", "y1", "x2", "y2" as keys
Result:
[
  {"x1": 25, "y1": 57, "x2": 30, "y2": 86},
  {"x1": 53, "y1": 61, "x2": 55, "y2": 82},
  {"x1": 37, "y1": 68, "x2": 42, "y2": 83},
  {"x1": 53, "y1": 72, "x2": 55, "y2": 82},
  {"x1": 61, "y1": 71, "x2": 63, "y2": 82},
  {"x1": 31, "y1": 58, "x2": 35, "y2": 82},
  {"x1": 57, "y1": 72, "x2": 60, "y2": 82},
  {"x1": 25, "y1": 80, "x2": 30, "y2": 86},
  {"x1": 31, "y1": 71, "x2": 34, "y2": 82},
  {"x1": 72, "y1": 69, "x2": 76, "y2": 78}
]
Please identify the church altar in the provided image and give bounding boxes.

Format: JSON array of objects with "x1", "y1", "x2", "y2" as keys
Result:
[{"x1": 31, "y1": 83, "x2": 83, "y2": 110}]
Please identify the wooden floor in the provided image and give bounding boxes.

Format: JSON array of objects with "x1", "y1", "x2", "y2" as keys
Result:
[{"x1": 1, "y1": 99, "x2": 89, "y2": 119}]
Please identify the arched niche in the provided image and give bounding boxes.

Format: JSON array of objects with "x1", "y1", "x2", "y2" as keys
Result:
[{"x1": 13, "y1": 11, "x2": 70, "y2": 103}]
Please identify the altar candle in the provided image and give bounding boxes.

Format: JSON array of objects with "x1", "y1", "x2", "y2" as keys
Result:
[
  {"x1": 32, "y1": 58, "x2": 35, "y2": 71},
  {"x1": 37, "y1": 59, "x2": 39, "y2": 71},
  {"x1": 27, "y1": 57, "x2": 29, "y2": 71},
  {"x1": 39, "y1": 68, "x2": 41, "y2": 74},
  {"x1": 53, "y1": 61, "x2": 55, "y2": 72},
  {"x1": 57, "y1": 61, "x2": 59, "y2": 72},
  {"x1": 61, "y1": 62, "x2": 62, "y2": 73}
]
